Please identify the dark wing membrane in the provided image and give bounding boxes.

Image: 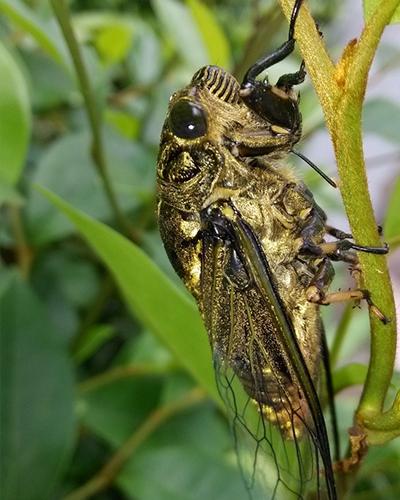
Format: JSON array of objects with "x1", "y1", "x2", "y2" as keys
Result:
[{"x1": 200, "y1": 208, "x2": 336, "y2": 500}]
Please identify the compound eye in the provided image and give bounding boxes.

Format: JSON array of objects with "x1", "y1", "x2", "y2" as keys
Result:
[{"x1": 169, "y1": 99, "x2": 207, "y2": 139}]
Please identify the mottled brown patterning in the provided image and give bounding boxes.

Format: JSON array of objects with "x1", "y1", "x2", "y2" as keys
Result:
[{"x1": 157, "y1": 63, "x2": 340, "y2": 498}]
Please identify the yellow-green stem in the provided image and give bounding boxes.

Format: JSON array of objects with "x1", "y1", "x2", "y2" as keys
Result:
[
  {"x1": 279, "y1": 0, "x2": 338, "y2": 122},
  {"x1": 330, "y1": 0, "x2": 399, "y2": 436},
  {"x1": 278, "y1": 0, "x2": 399, "y2": 445}
]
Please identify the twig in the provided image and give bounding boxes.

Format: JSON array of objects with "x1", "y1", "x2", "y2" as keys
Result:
[
  {"x1": 9, "y1": 205, "x2": 32, "y2": 279},
  {"x1": 78, "y1": 362, "x2": 176, "y2": 393},
  {"x1": 63, "y1": 387, "x2": 206, "y2": 500},
  {"x1": 72, "y1": 274, "x2": 115, "y2": 355},
  {"x1": 50, "y1": 0, "x2": 138, "y2": 241}
]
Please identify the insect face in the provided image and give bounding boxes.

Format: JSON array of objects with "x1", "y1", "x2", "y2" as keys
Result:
[{"x1": 157, "y1": 65, "x2": 302, "y2": 214}]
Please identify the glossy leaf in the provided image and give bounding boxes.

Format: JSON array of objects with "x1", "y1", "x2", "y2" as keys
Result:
[
  {"x1": 26, "y1": 131, "x2": 154, "y2": 245},
  {"x1": 0, "y1": 271, "x2": 75, "y2": 500},
  {"x1": 37, "y1": 186, "x2": 219, "y2": 403},
  {"x1": 187, "y1": 0, "x2": 231, "y2": 67},
  {"x1": 74, "y1": 324, "x2": 116, "y2": 363},
  {"x1": 0, "y1": 42, "x2": 31, "y2": 186},
  {"x1": 0, "y1": 0, "x2": 70, "y2": 69}
]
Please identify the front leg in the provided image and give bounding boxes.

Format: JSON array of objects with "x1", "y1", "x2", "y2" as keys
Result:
[
  {"x1": 158, "y1": 201, "x2": 202, "y2": 300},
  {"x1": 300, "y1": 238, "x2": 388, "y2": 262},
  {"x1": 303, "y1": 252, "x2": 389, "y2": 324},
  {"x1": 226, "y1": 128, "x2": 295, "y2": 158}
]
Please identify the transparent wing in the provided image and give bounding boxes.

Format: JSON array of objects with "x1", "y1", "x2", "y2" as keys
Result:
[{"x1": 200, "y1": 207, "x2": 336, "y2": 500}]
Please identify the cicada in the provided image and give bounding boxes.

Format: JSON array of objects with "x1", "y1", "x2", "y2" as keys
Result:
[{"x1": 156, "y1": 1, "x2": 388, "y2": 498}]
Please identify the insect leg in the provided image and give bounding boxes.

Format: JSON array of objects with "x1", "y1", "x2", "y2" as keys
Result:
[
  {"x1": 241, "y1": 0, "x2": 304, "y2": 86},
  {"x1": 325, "y1": 226, "x2": 353, "y2": 240},
  {"x1": 226, "y1": 130, "x2": 295, "y2": 158},
  {"x1": 276, "y1": 60, "x2": 306, "y2": 90},
  {"x1": 301, "y1": 239, "x2": 389, "y2": 258},
  {"x1": 326, "y1": 225, "x2": 384, "y2": 239},
  {"x1": 304, "y1": 257, "x2": 389, "y2": 323}
]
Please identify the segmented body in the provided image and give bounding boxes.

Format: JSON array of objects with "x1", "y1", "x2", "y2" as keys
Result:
[{"x1": 157, "y1": 65, "x2": 335, "y2": 497}]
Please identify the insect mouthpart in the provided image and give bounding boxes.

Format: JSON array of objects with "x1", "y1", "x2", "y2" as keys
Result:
[{"x1": 159, "y1": 148, "x2": 201, "y2": 184}]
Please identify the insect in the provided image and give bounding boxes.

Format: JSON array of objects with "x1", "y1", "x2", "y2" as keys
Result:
[{"x1": 156, "y1": 1, "x2": 388, "y2": 498}]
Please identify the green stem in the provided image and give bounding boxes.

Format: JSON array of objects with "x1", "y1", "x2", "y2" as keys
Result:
[
  {"x1": 333, "y1": 363, "x2": 367, "y2": 394},
  {"x1": 279, "y1": 0, "x2": 338, "y2": 122},
  {"x1": 331, "y1": 0, "x2": 399, "y2": 434},
  {"x1": 330, "y1": 303, "x2": 353, "y2": 368},
  {"x1": 50, "y1": 0, "x2": 138, "y2": 241},
  {"x1": 63, "y1": 387, "x2": 206, "y2": 500},
  {"x1": 9, "y1": 205, "x2": 32, "y2": 279},
  {"x1": 279, "y1": 0, "x2": 400, "y2": 444},
  {"x1": 78, "y1": 362, "x2": 177, "y2": 393},
  {"x1": 71, "y1": 274, "x2": 115, "y2": 355}
]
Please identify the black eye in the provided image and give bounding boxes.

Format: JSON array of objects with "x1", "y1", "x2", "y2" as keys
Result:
[{"x1": 169, "y1": 100, "x2": 207, "y2": 139}]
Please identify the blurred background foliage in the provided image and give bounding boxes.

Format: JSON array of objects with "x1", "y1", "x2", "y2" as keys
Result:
[{"x1": 0, "y1": 1, "x2": 399, "y2": 499}]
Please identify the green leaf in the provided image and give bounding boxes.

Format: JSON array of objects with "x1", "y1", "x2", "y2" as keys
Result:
[
  {"x1": 0, "y1": 0, "x2": 70, "y2": 69},
  {"x1": 37, "y1": 186, "x2": 219, "y2": 403},
  {"x1": 74, "y1": 324, "x2": 116, "y2": 363},
  {"x1": 355, "y1": 440, "x2": 400, "y2": 497},
  {"x1": 117, "y1": 402, "x2": 248, "y2": 500},
  {"x1": 72, "y1": 12, "x2": 135, "y2": 65},
  {"x1": 79, "y1": 375, "x2": 163, "y2": 447},
  {"x1": 0, "y1": 180, "x2": 24, "y2": 206},
  {"x1": 127, "y1": 21, "x2": 162, "y2": 86},
  {"x1": 364, "y1": 98, "x2": 400, "y2": 143},
  {"x1": 105, "y1": 109, "x2": 140, "y2": 139},
  {"x1": 0, "y1": 41, "x2": 31, "y2": 186},
  {"x1": 384, "y1": 177, "x2": 400, "y2": 239},
  {"x1": 186, "y1": 0, "x2": 230, "y2": 67},
  {"x1": 26, "y1": 131, "x2": 154, "y2": 245},
  {"x1": 22, "y1": 50, "x2": 75, "y2": 111},
  {"x1": 95, "y1": 23, "x2": 134, "y2": 64},
  {"x1": 151, "y1": 0, "x2": 208, "y2": 71},
  {"x1": 363, "y1": 0, "x2": 400, "y2": 24},
  {"x1": 0, "y1": 270, "x2": 75, "y2": 500}
]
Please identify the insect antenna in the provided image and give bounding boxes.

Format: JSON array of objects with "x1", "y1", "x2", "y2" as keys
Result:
[{"x1": 291, "y1": 149, "x2": 337, "y2": 188}]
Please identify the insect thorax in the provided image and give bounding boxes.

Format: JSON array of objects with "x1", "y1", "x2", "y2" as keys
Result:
[{"x1": 157, "y1": 63, "x2": 331, "y2": 438}]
